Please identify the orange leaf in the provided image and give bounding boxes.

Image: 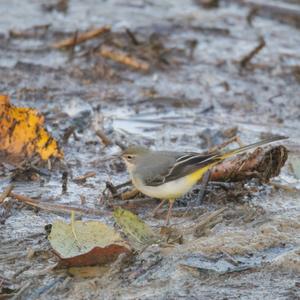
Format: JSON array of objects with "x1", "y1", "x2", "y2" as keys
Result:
[{"x1": 0, "y1": 95, "x2": 63, "y2": 163}]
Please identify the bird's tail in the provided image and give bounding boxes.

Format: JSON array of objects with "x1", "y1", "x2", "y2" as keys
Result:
[{"x1": 217, "y1": 135, "x2": 288, "y2": 161}]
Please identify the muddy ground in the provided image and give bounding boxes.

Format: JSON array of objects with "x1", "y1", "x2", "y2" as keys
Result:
[{"x1": 1, "y1": 0, "x2": 300, "y2": 299}]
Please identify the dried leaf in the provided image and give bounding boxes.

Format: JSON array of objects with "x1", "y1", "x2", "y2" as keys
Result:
[
  {"x1": 113, "y1": 207, "x2": 160, "y2": 250},
  {"x1": 48, "y1": 219, "x2": 131, "y2": 267},
  {"x1": 0, "y1": 95, "x2": 63, "y2": 163}
]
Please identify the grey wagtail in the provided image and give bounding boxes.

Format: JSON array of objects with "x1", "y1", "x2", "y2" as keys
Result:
[{"x1": 121, "y1": 136, "x2": 287, "y2": 224}]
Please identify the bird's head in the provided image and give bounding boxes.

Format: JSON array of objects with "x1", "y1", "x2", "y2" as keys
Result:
[{"x1": 121, "y1": 146, "x2": 150, "y2": 172}]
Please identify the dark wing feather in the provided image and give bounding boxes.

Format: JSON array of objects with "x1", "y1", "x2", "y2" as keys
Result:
[{"x1": 164, "y1": 153, "x2": 221, "y2": 183}]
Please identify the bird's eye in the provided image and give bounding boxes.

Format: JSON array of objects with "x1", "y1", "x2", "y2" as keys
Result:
[{"x1": 126, "y1": 155, "x2": 133, "y2": 160}]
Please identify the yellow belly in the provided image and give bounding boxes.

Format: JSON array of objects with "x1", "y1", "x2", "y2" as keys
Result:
[
  {"x1": 186, "y1": 165, "x2": 211, "y2": 185},
  {"x1": 132, "y1": 166, "x2": 210, "y2": 200}
]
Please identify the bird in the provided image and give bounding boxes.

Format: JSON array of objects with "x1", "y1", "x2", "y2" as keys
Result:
[{"x1": 121, "y1": 136, "x2": 287, "y2": 225}]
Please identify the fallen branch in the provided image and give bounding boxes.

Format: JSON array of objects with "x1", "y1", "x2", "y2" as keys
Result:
[
  {"x1": 52, "y1": 26, "x2": 111, "y2": 49},
  {"x1": 209, "y1": 145, "x2": 288, "y2": 182},
  {"x1": 98, "y1": 45, "x2": 150, "y2": 72},
  {"x1": 9, "y1": 192, "x2": 109, "y2": 216}
]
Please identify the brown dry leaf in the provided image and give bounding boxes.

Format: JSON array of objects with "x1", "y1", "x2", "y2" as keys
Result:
[
  {"x1": 48, "y1": 219, "x2": 131, "y2": 267},
  {"x1": 0, "y1": 95, "x2": 63, "y2": 163}
]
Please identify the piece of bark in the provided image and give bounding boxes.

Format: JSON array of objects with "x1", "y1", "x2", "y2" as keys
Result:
[{"x1": 209, "y1": 145, "x2": 288, "y2": 182}]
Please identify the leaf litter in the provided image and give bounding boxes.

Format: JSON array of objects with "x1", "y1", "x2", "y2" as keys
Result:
[{"x1": 0, "y1": 0, "x2": 300, "y2": 299}]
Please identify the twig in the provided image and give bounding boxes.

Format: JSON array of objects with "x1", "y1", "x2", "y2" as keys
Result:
[
  {"x1": 11, "y1": 281, "x2": 31, "y2": 300},
  {"x1": 52, "y1": 26, "x2": 111, "y2": 49},
  {"x1": 242, "y1": 0, "x2": 300, "y2": 28},
  {"x1": 9, "y1": 192, "x2": 109, "y2": 216},
  {"x1": 193, "y1": 207, "x2": 227, "y2": 237},
  {"x1": 114, "y1": 180, "x2": 132, "y2": 190},
  {"x1": 239, "y1": 36, "x2": 266, "y2": 68},
  {"x1": 62, "y1": 126, "x2": 76, "y2": 144},
  {"x1": 73, "y1": 171, "x2": 96, "y2": 183},
  {"x1": 0, "y1": 184, "x2": 14, "y2": 203},
  {"x1": 125, "y1": 28, "x2": 139, "y2": 45},
  {"x1": 121, "y1": 189, "x2": 139, "y2": 200},
  {"x1": 106, "y1": 181, "x2": 118, "y2": 196},
  {"x1": 209, "y1": 135, "x2": 244, "y2": 154},
  {"x1": 62, "y1": 171, "x2": 68, "y2": 194},
  {"x1": 98, "y1": 45, "x2": 150, "y2": 72},
  {"x1": 95, "y1": 129, "x2": 112, "y2": 146},
  {"x1": 246, "y1": 7, "x2": 259, "y2": 26}
]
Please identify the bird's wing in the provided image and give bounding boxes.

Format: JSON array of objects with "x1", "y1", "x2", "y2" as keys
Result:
[
  {"x1": 162, "y1": 152, "x2": 220, "y2": 183},
  {"x1": 137, "y1": 151, "x2": 219, "y2": 186}
]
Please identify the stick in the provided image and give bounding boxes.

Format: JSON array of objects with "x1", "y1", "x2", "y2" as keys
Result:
[
  {"x1": 9, "y1": 192, "x2": 109, "y2": 216},
  {"x1": 178, "y1": 208, "x2": 226, "y2": 235},
  {"x1": 0, "y1": 185, "x2": 14, "y2": 203},
  {"x1": 73, "y1": 171, "x2": 96, "y2": 183},
  {"x1": 121, "y1": 189, "x2": 139, "y2": 200},
  {"x1": 95, "y1": 129, "x2": 112, "y2": 146},
  {"x1": 53, "y1": 26, "x2": 111, "y2": 49},
  {"x1": 239, "y1": 36, "x2": 266, "y2": 68},
  {"x1": 98, "y1": 45, "x2": 150, "y2": 71}
]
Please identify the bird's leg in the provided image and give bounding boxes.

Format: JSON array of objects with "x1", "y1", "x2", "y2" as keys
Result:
[
  {"x1": 152, "y1": 199, "x2": 166, "y2": 216},
  {"x1": 165, "y1": 199, "x2": 175, "y2": 226}
]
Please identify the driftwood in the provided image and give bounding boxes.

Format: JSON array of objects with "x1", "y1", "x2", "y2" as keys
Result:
[{"x1": 209, "y1": 145, "x2": 287, "y2": 182}]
